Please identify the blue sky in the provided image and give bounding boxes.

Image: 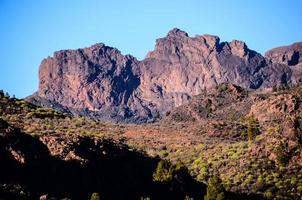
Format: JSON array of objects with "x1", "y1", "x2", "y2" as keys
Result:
[{"x1": 1, "y1": 0, "x2": 302, "y2": 98}]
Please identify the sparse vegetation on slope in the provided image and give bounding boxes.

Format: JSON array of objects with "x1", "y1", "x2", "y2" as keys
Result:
[
  {"x1": 0, "y1": 91, "x2": 205, "y2": 200},
  {"x1": 1, "y1": 84, "x2": 302, "y2": 199}
]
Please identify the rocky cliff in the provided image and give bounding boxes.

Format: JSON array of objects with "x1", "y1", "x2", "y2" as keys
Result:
[{"x1": 28, "y1": 28, "x2": 302, "y2": 122}]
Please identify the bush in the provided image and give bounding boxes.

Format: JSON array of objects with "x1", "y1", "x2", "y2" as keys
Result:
[
  {"x1": 140, "y1": 197, "x2": 151, "y2": 200},
  {"x1": 153, "y1": 160, "x2": 173, "y2": 182},
  {"x1": 272, "y1": 84, "x2": 289, "y2": 92},
  {"x1": 275, "y1": 143, "x2": 290, "y2": 166},
  {"x1": 204, "y1": 176, "x2": 225, "y2": 200},
  {"x1": 90, "y1": 192, "x2": 100, "y2": 200},
  {"x1": 152, "y1": 160, "x2": 187, "y2": 183}
]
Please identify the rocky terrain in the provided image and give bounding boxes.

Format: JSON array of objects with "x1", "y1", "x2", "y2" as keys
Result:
[
  {"x1": 1, "y1": 83, "x2": 302, "y2": 199},
  {"x1": 28, "y1": 28, "x2": 302, "y2": 122},
  {"x1": 0, "y1": 92, "x2": 206, "y2": 200}
]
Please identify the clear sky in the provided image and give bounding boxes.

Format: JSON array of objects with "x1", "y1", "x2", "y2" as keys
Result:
[{"x1": 1, "y1": 0, "x2": 302, "y2": 98}]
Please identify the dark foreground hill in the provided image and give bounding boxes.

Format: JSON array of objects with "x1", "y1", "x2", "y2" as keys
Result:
[
  {"x1": 28, "y1": 28, "x2": 302, "y2": 122},
  {"x1": 0, "y1": 93, "x2": 206, "y2": 200}
]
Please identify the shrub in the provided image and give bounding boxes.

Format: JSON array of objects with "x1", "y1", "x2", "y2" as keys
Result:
[
  {"x1": 264, "y1": 190, "x2": 273, "y2": 198},
  {"x1": 0, "y1": 90, "x2": 4, "y2": 98},
  {"x1": 159, "y1": 150, "x2": 169, "y2": 157},
  {"x1": 272, "y1": 84, "x2": 289, "y2": 92},
  {"x1": 184, "y1": 195, "x2": 194, "y2": 200},
  {"x1": 152, "y1": 160, "x2": 187, "y2": 184},
  {"x1": 297, "y1": 185, "x2": 302, "y2": 193},
  {"x1": 204, "y1": 176, "x2": 225, "y2": 200},
  {"x1": 275, "y1": 143, "x2": 290, "y2": 166},
  {"x1": 290, "y1": 177, "x2": 298, "y2": 185},
  {"x1": 153, "y1": 160, "x2": 173, "y2": 182},
  {"x1": 90, "y1": 192, "x2": 100, "y2": 200}
]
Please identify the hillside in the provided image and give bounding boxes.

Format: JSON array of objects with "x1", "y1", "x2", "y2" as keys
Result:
[
  {"x1": 0, "y1": 91, "x2": 205, "y2": 200},
  {"x1": 125, "y1": 84, "x2": 302, "y2": 199},
  {"x1": 28, "y1": 28, "x2": 302, "y2": 122},
  {"x1": 1, "y1": 84, "x2": 302, "y2": 199}
]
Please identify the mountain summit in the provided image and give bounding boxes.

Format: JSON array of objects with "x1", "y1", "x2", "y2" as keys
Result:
[{"x1": 28, "y1": 28, "x2": 302, "y2": 122}]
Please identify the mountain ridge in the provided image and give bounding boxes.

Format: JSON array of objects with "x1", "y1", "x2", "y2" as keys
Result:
[{"x1": 28, "y1": 28, "x2": 302, "y2": 122}]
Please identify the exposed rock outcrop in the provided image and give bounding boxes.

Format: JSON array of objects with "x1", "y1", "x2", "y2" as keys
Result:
[
  {"x1": 265, "y1": 42, "x2": 302, "y2": 67},
  {"x1": 249, "y1": 93, "x2": 299, "y2": 122},
  {"x1": 28, "y1": 28, "x2": 302, "y2": 122},
  {"x1": 265, "y1": 42, "x2": 302, "y2": 84},
  {"x1": 36, "y1": 43, "x2": 143, "y2": 121}
]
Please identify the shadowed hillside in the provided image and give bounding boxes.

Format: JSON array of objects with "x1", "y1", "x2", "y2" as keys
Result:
[{"x1": 0, "y1": 120, "x2": 205, "y2": 200}]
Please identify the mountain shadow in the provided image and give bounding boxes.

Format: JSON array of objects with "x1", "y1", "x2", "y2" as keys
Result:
[{"x1": 0, "y1": 122, "x2": 206, "y2": 200}]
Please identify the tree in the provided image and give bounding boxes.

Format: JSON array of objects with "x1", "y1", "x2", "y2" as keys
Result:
[
  {"x1": 247, "y1": 116, "x2": 260, "y2": 141},
  {"x1": 204, "y1": 176, "x2": 225, "y2": 200}
]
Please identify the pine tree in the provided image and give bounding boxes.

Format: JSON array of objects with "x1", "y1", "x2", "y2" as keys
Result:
[
  {"x1": 247, "y1": 116, "x2": 260, "y2": 141},
  {"x1": 204, "y1": 176, "x2": 225, "y2": 200}
]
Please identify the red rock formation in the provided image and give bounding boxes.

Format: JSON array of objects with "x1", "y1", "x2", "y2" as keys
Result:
[{"x1": 29, "y1": 28, "x2": 302, "y2": 122}]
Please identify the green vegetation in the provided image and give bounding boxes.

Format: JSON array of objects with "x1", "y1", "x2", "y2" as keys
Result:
[
  {"x1": 246, "y1": 116, "x2": 260, "y2": 141},
  {"x1": 204, "y1": 176, "x2": 225, "y2": 200},
  {"x1": 90, "y1": 193, "x2": 101, "y2": 200},
  {"x1": 1, "y1": 86, "x2": 302, "y2": 199},
  {"x1": 152, "y1": 160, "x2": 186, "y2": 183},
  {"x1": 153, "y1": 160, "x2": 174, "y2": 182}
]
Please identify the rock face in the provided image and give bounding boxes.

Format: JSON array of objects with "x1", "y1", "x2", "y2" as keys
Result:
[
  {"x1": 265, "y1": 42, "x2": 302, "y2": 84},
  {"x1": 249, "y1": 93, "x2": 299, "y2": 122},
  {"x1": 37, "y1": 43, "x2": 142, "y2": 121},
  {"x1": 30, "y1": 28, "x2": 302, "y2": 122},
  {"x1": 265, "y1": 42, "x2": 302, "y2": 67}
]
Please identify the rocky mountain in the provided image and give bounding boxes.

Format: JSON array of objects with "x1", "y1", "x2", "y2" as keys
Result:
[{"x1": 28, "y1": 28, "x2": 302, "y2": 122}]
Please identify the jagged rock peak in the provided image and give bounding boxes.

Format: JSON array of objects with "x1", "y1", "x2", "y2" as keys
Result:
[
  {"x1": 229, "y1": 40, "x2": 249, "y2": 57},
  {"x1": 89, "y1": 42, "x2": 106, "y2": 48},
  {"x1": 52, "y1": 42, "x2": 122, "y2": 59},
  {"x1": 197, "y1": 34, "x2": 220, "y2": 48},
  {"x1": 167, "y1": 28, "x2": 189, "y2": 38}
]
